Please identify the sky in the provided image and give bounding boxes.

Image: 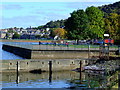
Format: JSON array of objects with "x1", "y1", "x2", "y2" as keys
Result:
[{"x1": 0, "y1": 0, "x2": 120, "y2": 29}]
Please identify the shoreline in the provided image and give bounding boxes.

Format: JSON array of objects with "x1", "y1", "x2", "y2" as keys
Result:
[{"x1": 0, "y1": 39, "x2": 52, "y2": 43}]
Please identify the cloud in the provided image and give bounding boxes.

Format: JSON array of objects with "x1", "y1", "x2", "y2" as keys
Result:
[
  {"x1": 32, "y1": 9, "x2": 69, "y2": 21},
  {"x1": 45, "y1": 12, "x2": 69, "y2": 20},
  {"x1": 2, "y1": 10, "x2": 69, "y2": 28},
  {"x1": 2, "y1": 4, "x2": 23, "y2": 10},
  {"x1": 2, "y1": 15, "x2": 46, "y2": 28}
]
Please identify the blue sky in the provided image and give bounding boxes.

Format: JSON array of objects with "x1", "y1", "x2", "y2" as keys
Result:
[{"x1": 0, "y1": 0, "x2": 120, "y2": 29}]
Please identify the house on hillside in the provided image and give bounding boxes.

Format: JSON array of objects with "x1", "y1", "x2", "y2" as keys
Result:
[{"x1": 0, "y1": 31, "x2": 6, "y2": 39}]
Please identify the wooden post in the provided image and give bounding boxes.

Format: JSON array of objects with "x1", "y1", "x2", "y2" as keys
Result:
[
  {"x1": 49, "y1": 61, "x2": 52, "y2": 83},
  {"x1": 88, "y1": 45, "x2": 90, "y2": 59},
  {"x1": 16, "y1": 61, "x2": 20, "y2": 84},
  {"x1": 79, "y1": 61, "x2": 82, "y2": 72},
  {"x1": 118, "y1": 73, "x2": 120, "y2": 88},
  {"x1": 79, "y1": 61, "x2": 82, "y2": 84},
  {"x1": 107, "y1": 44, "x2": 109, "y2": 60},
  {"x1": 16, "y1": 61, "x2": 20, "y2": 74}
]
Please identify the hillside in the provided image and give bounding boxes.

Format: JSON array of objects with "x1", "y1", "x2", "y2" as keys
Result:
[
  {"x1": 37, "y1": 1, "x2": 120, "y2": 29},
  {"x1": 98, "y1": 1, "x2": 120, "y2": 15}
]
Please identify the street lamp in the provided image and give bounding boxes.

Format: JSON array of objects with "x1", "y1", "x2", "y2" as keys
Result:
[
  {"x1": 104, "y1": 34, "x2": 109, "y2": 37},
  {"x1": 103, "y1": 34, "x2": 110, "y2": 60}
]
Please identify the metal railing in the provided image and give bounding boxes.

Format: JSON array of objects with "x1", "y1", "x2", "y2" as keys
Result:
[{"x1": 2, "y1": 42, "x2": 119, "y2": 51}]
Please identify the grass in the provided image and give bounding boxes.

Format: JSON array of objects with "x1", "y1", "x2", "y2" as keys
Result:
[
  {"x1": 69, "y1": 44, "x2": 118, "y2": 49},
  {"x1": 69, "y1": 45, "x2": 99, "y2": 48},
  {"x1": 2, "y1": 39, "x2": 119, "y2": 49}
]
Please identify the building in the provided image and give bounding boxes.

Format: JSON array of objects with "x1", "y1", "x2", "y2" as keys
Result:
[{"x1": 0, "y1": 31, "x2": 6, "y2": 39}]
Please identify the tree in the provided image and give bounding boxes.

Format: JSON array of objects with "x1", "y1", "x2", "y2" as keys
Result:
[
  {"x1": 65, "y1": 9, "x2": 89, "y2": 43},
  {"x1": 6, "y1": 33, "x2": 9, "y2": 39},
  {"x1": 53, "y1": 28, "x2": 67, "y2": 39},
  {"x1": 12, "y1": 32, "x2": 20, "y2": 39},
  {"x1": 35, "y1": 35, "x2": 41, "y2": 39},
  {"x1": 38, "y1": 25, "x2": 44, "y2": 29},
  {"x1": 49, "y1": 28, "x2": 56, "y2": 38},
  {"x1": 8, "y1": 28, "x2": 15, "y2": 33},
  {"x1": 41, "y1": 34, "x2": 49, "y2": 39},
  {"x1": 38, "y1": 19, "x2": 66, "y2": 29},
  {"x1": 98, "y1": 1, "x2": 120, "y2": 16},
  {"x1": 104, "y1": 13, "x2": 120, "y2": 44},
  {"x1": 86, "y1": 6, "x2": 105, "y2": 39}
]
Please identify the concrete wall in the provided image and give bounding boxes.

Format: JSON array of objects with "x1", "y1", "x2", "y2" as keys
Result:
[
  {"x1": 1, "y1": 59, "x2": 88, "y2": 72},
  {"x1": 2, "y1": 44, "x2": 32, "y2": 59},
  {"x1": 2, "y1": 44, "x2": 116, "y2": 63},
  {"x1": 31, "y1": 50, "x2": 95, "y2": 59},
  {"x1": 2, "y1": 44, "x2": 100, "y2": 59}
]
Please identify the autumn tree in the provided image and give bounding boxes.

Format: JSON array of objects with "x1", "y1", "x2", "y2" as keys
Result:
[
  {"x1": 85, "y1": 6, "x2": 105, "y2": 39},
  {"x1": 53, "y1": 28, "x2": 67, "y2": 39},
  {"x1": 104, "y1": 13, "x2": 120, "y2": 44}
]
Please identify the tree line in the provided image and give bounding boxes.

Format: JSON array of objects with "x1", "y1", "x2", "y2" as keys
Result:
[{"x1": 36, "y1": 1, "x2": 120, "y2": 44}]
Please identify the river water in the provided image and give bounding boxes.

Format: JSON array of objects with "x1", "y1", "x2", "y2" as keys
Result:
[
  {"x1": 1, "y1": 41, "x2": 108, "y2": 88},
  {"x1": 2, "y1": 71, "x2": 107, "y2": 88},
  {"x1": 0, "y1": 42, "x2": 24, "y2": 60}
]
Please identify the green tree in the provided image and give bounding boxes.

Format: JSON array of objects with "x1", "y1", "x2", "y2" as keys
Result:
[
  {"x1": 86, "y1": 6, "x2": 105, "y2": 39},
  {"x1": 38, "y1": 25, "x2": 44, "y2": 29},
  {"x1": 12, "y1": 32, "x2": 20, "y2": 39},
  {"x1": 35, "y1": 35, "x2": 41, "y2": 39},
  {"x1": 8, "y1": 29, "x2": 15, "y2": 33},
  {"x1": 49, "y1": 28, "x2": 56, "y2": 38},
  {"x1": 65, "y1": 9, "x2": 89, "y2": 43},
  {"x1": 6, "y1": 33, "x2": 9, "y2": 39},
  {"x1": 41, "y1": 34, "x2": 49, "y2": 39}
]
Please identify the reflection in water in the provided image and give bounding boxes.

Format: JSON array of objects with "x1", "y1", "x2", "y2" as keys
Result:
[{"x1": 2, "y1": 71, "x2": 107, "y2": 88}]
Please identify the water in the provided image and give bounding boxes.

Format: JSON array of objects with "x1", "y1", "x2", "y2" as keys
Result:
[
  {"x1": 0, "y1": 42, "x2": 34, "y2": 60},
  {"x1": 2, "y1": 71, "x2": 107, "y2": 88},
  {"x1": 1, "y1": 41, "x2": 108, "y2": 88}
]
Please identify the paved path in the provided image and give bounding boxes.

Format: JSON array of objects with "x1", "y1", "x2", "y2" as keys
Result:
[{"x1": 4, "y1": 44, "x2": 117, "y2": 51}]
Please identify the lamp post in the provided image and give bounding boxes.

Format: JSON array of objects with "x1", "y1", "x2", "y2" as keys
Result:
[{"x1": 103, "y1": 34, "x2": 110, "y2": 60}]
